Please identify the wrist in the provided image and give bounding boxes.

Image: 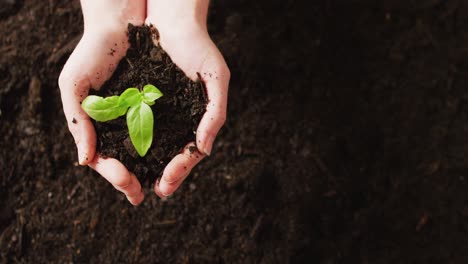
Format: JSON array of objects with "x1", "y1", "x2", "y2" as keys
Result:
[
  {"x1": 80, "y1": 0, "x2": 145, "y2": 34},
  {"x1": 147, "y1": 0, "x2": 209, "y2": 33}
]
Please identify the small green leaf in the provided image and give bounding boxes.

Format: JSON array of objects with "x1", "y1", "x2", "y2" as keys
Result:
[
  {"x1": 142, "y1": 84, "x2": 163, "y2": 104},
  {"x1": 127, "y1": 102, "x2": 154, "y2": 157},
  {"x1": 119, "y1": 88, "x2": 142, "y2": 107},
  {"x1": 82, "y1": 95, "x2": 127, "y2": 122}
]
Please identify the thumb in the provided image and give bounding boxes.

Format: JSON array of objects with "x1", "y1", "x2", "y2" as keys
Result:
[
  {"x1": 196, "y1": 48, "x2": 230, "y2": 155},
  {"x1": 59, "y1": 30, "x2": 130, "y2": 165},
  {"x1": 58, "y1": 40, "x2": 97, "y2": 165}
]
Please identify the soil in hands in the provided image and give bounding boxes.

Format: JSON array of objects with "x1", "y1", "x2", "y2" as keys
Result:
[{"x1": 92, "y1": 24, "x2": 207, "y2": 185}]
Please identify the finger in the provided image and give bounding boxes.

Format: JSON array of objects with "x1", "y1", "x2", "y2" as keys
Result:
[
  {"x1": 196, "y1": 50, "x2": 230, "y2": 155},
  {"x1": 155, "y1": 143, "x2": 205, "y2": 198},
  {"x1": 89, "y1": 156, "x2": 144, "y2": 205}
]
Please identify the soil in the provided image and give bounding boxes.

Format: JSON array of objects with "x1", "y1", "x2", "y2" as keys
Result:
[
  {"x1": 1, "y1": 0, "x2": 468, "y2": 263},
  {"x1": 93, "y1": 24, "x2": 207, "y2": 184}
]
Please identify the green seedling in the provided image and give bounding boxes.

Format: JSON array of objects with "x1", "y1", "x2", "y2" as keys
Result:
[{"x1": 82, "y1": 84, "x2": 163, "y2": 157}]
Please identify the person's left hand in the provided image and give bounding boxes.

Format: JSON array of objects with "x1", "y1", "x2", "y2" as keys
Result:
[{"x1": 146, "y1": 0, "x2": 230, "y2": 197}]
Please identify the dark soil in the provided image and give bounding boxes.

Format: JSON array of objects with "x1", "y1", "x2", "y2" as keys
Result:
[
  {"x1": 1, "y1": 0, "x2": 468, "y2": 263},
  {"x1": 93, "y1": 24, "x2": 207, "y2": 184}
]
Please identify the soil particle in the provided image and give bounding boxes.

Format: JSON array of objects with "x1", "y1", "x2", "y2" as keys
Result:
[{"x1": 188, "y1": 145, "x2": 198, "y2": 153}]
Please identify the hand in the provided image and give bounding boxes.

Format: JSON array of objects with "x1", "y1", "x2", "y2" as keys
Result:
[
  {"x1": 60, "y1": 0, "x2": 229, "y2": 203},
  {"x1": 58, "y1": 0, "x2": 146, "y2": 205},
  {"x1": 147, "y1": 0, "x2": 230, "y2": 197}
]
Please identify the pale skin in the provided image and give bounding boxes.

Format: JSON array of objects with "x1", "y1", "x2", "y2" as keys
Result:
[{"x1": 58, "y1": 0, "x2": 229, "y2": 205}]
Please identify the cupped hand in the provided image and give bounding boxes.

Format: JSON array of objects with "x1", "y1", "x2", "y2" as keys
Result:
[
  {"x1": 147, "y1": 0, "x2": 230, "y2": 198},
  {"x1": 58, "y1": 0, "x2": 146, "y2": 205},
  {"x1": 59, "y1": 0, "x2": 229, "y2": 203}
]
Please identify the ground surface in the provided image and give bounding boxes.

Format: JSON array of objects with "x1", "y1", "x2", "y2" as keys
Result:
[{"x1": 1, "y1": 0, "x2": 468, "y2": 263}]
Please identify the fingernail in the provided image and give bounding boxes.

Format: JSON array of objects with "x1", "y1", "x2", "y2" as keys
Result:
[
  {"x1": 77, "y1": 143, "x2": 87, "y2": 165},
  {"x1": 157, "y1": 178, "x2": 172, "y2": 197},
  {"x1": 134, "y1": 191, "x2": 145, "y2": 206},
  {"x1": 159, "y1": 182, "x2": 171, "y2": 197},
  {"x1": 154, "y1": 178, "x2": 169, "y2": 198},
  {"x1": 203, "y1": 135, "x2": 215, "y2": 156},
  {"x1": 129, "y1": 198, "x2": 140, "y2": 206}
]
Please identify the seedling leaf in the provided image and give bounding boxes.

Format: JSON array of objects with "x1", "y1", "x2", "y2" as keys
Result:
[
  {"x1": 82, "y1": 83, "x2": 163, "y2": 157},
  {"x1": 119, "y1": 88, "x2": 142, "y2": 107},
  {"x1": 127, "y1": 102, "x2": 154, "y2": 157},
  {"x1": 82, "y1": 95, "x2": 127, "y2": 122},
  {"x1": 142, "y1": 84, "x2": 163, "y2": 104}
]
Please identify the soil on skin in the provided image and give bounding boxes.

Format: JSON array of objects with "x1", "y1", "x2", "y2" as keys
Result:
[
  {"x1": 93, "y1": 25, "x2": 207, "y2": 184},
  {"x1": 1, "y1": 0, "x2": 468, "y2": 263}
]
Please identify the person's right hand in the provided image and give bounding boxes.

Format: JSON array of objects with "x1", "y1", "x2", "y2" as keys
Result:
[{"x1": 58, "y1": 0, "x2": 146, "y2": 205}]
